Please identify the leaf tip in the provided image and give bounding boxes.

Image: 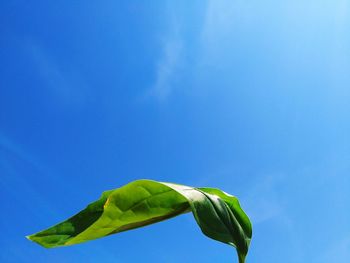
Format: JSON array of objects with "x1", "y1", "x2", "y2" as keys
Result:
[{"x1": 25, "y1": 233, "x2": 57, "y2": 248}]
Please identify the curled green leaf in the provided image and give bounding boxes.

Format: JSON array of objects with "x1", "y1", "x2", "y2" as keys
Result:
[{"x1": 27, "y1": 179, "x2": 252, "y2": 263}]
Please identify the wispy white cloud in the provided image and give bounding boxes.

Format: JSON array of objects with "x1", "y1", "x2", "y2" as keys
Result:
[
  {"x1": 25, "y1": 40, "x2": 89, "y2": 110},
  {"x1": 0, "y1": 132, "x2": 60, "y2": 218},
  {"x1": 319, "y1": 236, "x2": 350, "y2": 263},
  {"x1": 242, "y1": 173, "x2": 285, "y2": 224},
  {"x1": 144, "y1": 13, "x2": 183, "y2": 102},
  {"x1": 201, "y1": 0, "x2": 240, "y2": 42},
  {"x1": 193, "y1": 164, "x2": 284, "y2": 224},
  {"x1": 151, "y1": 37, "x2": 182, "y2": 101},
  {"x1": 145, "y1": 1, "x2": 240, "y2": 102},
  {"x1": 0, "y1": 132, "x2": 44, "y2": 174}
]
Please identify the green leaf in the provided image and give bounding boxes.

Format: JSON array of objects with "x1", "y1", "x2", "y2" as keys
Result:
[{"x1": 27, "y1": 179, "x2": 252, "y2": 262}]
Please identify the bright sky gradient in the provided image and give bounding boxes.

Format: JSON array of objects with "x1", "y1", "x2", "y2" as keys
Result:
[{"x1": 1, "y1": 1, "x2": 350, "y2": 262}]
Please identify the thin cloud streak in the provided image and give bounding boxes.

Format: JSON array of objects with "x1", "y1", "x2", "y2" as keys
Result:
[
  {"x1": 152, "y1": 37, "x2": 182, "y2": 101},
  {"x1": 26, "y1": 40, "x2": 89, "y2": 110},
  {"x1": 0, "y1": 132, "x2": 61, "y2": 219},
  {"x1": 145, "y1": 36, "x2": 183, "y2": 102},
  {"x1": 319, "y1": 237, "x2": 350, "y2": 263},
  {"x1": 145, "y1": 15, "x2": 183, "y2": 102}
]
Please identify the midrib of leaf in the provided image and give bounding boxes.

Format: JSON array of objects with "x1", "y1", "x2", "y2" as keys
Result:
[{"x1": 65, "y1": 184, "x2": 188, "y2": 245}]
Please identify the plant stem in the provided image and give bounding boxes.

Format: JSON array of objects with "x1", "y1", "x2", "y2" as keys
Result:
[{"x1": 237, "y1": 252, "x2": 246, "y2": 263}]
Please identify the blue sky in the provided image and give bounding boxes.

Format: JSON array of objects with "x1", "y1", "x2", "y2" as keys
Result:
[{"x1": 1, "y1": 1, "x2": 350, "y2": 262}]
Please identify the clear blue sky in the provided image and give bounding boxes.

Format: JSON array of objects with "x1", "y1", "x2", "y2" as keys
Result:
[{"x1": 1, "y1": 1, "x2": 350, "y2": 262}]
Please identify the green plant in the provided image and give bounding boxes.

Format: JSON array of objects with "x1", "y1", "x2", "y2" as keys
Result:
[{"x1": 27, "y1": 179, "x2": 252, "y2": 263}]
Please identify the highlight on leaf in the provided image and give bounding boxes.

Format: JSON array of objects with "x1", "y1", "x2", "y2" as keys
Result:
[{"x1": 27, "y1": 179, "x2": 252, "y2": 263}]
